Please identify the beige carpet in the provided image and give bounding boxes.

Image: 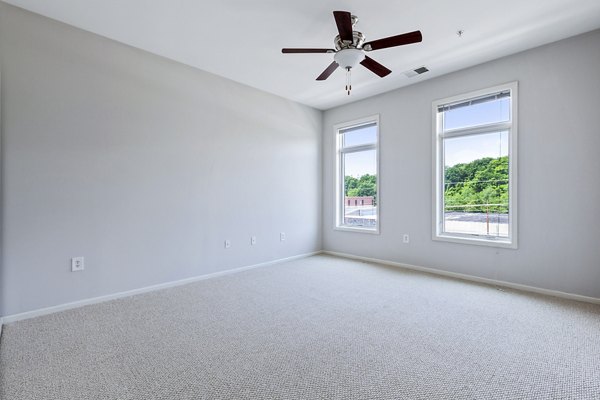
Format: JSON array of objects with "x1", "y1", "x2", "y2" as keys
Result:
[{"x1": 1, "y1": 255, "x2": 599, "y2": 399}]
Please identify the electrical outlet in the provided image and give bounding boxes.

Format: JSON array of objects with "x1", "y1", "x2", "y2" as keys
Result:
[
  {"x1": 403, "y1": 234, "x2": 410, "y2": 244},
  {"x1": 280, "y1": 232, "x2": 286, "y2": 241},
  {"x1": 224, "y1": 240, "x2": 231, "y2": 249},
  {"x1": 251, "y1": 236, "x2": 257, "y2": 245},
  {"x1": 71, "y1": 257, "x2": 85, "y2": 272}
]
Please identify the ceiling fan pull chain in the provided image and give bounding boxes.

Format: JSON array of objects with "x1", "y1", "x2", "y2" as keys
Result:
[
  {"x1": 346, "y1": 67, "x2": 351, "y2": 95},
  {"x1": 345, "y1": 68, "x2": 348, "y2": 93}
]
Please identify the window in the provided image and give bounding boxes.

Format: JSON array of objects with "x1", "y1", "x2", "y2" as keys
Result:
[
  {"x1": 335, "y1": 115, "x2": 379, "y2": 233},
  {"x1": 433, "y1": 82, "x2": 518, "y2": 248}
]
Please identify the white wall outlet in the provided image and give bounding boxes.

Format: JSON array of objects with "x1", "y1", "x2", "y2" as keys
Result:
[
  {"x1": 224, "y1": 240, "x2": 231, "y2": 249},
  {"x1": 280, "y1": 232, "x2": 286, "y2": 241},
  {"x1": 403, "y1": 234, "x2": 410, "y2": 244},
  {"x1": 251, "y1": 236, "x2": 257, "y2": 245},
  {"x1": 71, "y1": 257, "x2": 85, "y2": 272}
]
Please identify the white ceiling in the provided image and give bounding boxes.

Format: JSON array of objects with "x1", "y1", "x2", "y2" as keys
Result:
[{"x1": 5, "y1": 0, "x2": 600, "y2": 110}]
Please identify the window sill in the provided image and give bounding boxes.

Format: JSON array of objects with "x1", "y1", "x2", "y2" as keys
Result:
[
  {"x1": 433, "y1": 233, "x2": 517, "y2": 249},
  {"x1": 334, "y1": 225, "x2": 380, "y2": 235}
]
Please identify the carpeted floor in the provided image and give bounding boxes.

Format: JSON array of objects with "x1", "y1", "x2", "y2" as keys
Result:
[{"x1": 1, "y1": 255, "x2": 599, "y2": 399}]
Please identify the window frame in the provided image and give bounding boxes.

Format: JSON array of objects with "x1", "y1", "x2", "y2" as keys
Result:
[
  {"x1": 432, "y1": 82, "x2": 518, "y2": 248},
  {"x1": 334, "y1": 114, "x2": 380, "y2": 234}
]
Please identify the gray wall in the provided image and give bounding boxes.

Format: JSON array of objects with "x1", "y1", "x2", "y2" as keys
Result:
[
  {"x1": 0, "y1": 4, "x2": 322, "y2": 316},
  {"x1": 323, "y1": 30, "x2": 600, "y2": 298}
]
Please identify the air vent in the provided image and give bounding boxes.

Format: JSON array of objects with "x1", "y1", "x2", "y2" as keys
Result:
[{"x1": 404, "y1": 66, "x2": 429, "y2": 78}]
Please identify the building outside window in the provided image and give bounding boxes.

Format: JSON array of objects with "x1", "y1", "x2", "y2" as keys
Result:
[
  {"x1": 433, "y1": 82, "x2": 518, "y2": 248},
  {"x1": 335, "y1": 115, "x2": 379, "y2": 233}
]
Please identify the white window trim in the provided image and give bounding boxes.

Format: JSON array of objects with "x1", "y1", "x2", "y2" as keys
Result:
[
  {"x1": 432, "y1": 82, "x2": 518, "y2": 249},
  {"x1": 334, "y1": 114, "x2": 380, "y2": 234}
]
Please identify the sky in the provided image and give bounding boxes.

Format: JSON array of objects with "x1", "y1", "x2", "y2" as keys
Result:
[
  {"x1": 345, "y1": 150, "x2": 376, "y2": 177},
  {"x1": 444, "y1": 131, "x2": 508, "y2": 167},
  {"x1": 342, "y1": 96, "x2": 510, "y2": 177}
]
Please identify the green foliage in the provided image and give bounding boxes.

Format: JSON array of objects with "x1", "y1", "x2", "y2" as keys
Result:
[
  {"x1": 444, "y1": 156, "x2": 508, "y2": 213},
  {"x1": 345, "y1": 176, "x2": 358, "y2": 193},
  {"x1": 344, "y1": 174, "x2": 377, "y2": 203}
]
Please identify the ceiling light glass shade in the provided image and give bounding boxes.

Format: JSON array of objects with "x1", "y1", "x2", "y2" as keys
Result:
[{"x1": 334, "y1": 49, "x2": 365, "y2": 69}]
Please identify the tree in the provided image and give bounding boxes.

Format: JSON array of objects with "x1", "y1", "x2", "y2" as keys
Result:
[
  {"x1": 344, "y1": 174, "x2": 378, "y2": 204},
  {"x1": 357, "y1": 174, "x2": 376, "y2": 197},
  {"x1": 444, "y1": 156, "x2": 508, "y2": 213},
  {"x1": 344, "y1": 176, "x2": 358, "y2": 196}
]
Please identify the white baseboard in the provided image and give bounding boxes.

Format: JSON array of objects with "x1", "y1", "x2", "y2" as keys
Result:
[
  {"x1": 4, "y1": 249, "x2": 597, "y2": 325},
  {"x1": 2, "y1": 251, "x2": 322, "y2": 324},
  {"x1": 323, "y1": 251, "x2": 600, "y2": 305}
]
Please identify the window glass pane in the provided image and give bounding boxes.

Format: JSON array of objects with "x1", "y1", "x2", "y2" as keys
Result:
[
  {"x1": 342, "y1": 124, "x2": 377, "y2": 147},
  {"x1": 443, "y1": 96, "x2": 510, "y2": 131},
  {"x1": 443, "y1": 131, "x2": 509, "y2": 237},
  {"x1": 343, "y1": 149, "x2": 377, "y2": 228}
]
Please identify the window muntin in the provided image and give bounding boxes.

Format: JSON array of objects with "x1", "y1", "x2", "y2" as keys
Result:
[
  {"x1": 434, "y1": 83, "x2": 517, "y2": 248},
  {"x1": 335, "y1": 117, "x2": 379, "y2": 233}
]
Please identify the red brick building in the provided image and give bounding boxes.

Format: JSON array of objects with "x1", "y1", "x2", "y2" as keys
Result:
[{"x1": 345, "y1": 196, "x2": 374, "y2": 206}]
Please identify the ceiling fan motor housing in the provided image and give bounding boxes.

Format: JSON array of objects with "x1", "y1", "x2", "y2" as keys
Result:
[{"x1": 334, "y1": 31, "x2": 366, "y2": 51}]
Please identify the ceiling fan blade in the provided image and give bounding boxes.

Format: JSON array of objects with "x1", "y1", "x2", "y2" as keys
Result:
[
  {"x1": 282, "y1": 48, "x2": 335, "y2": 54},
  {"x1": 333, "y1": 11, "x2": 354, "y2": 42},
  {"x1": 316, "y1": 61, "x2": 339, "y2": 81},
  {"x1": 363, "y1": 30, "x2": 422, "y2": 51},
  {"x1": 360, "y1": 56, "x2": 392, "y2": 77}
]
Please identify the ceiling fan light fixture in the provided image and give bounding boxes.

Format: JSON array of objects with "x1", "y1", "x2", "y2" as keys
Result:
[
  {"x1": 334, "y1": 48, "x2": 365, "y2": 69},
  {"x1": 333, "y1": 49, "x2": 365, "y2": 96}
]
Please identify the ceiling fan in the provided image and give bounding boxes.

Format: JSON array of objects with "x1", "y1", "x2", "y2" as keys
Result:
[{"x1": 282, "y1": 11, "x2": 422, "y2": 95}]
